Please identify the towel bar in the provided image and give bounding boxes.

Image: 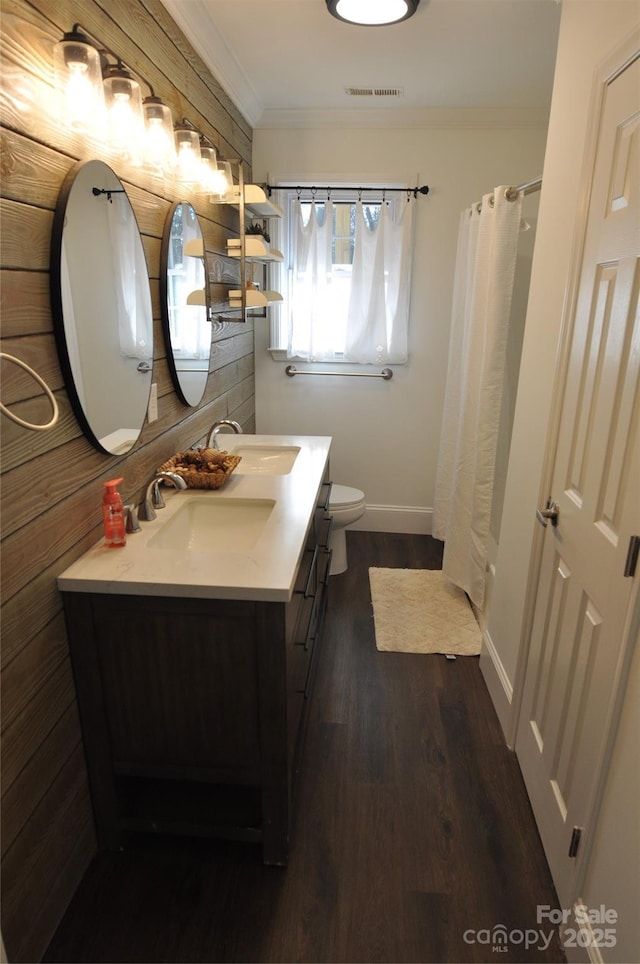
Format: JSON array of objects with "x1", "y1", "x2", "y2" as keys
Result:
[{"x1": 285, "y1": 365, "x2": 393, "y2": 380}]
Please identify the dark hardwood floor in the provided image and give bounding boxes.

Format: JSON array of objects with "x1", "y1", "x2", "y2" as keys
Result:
[{"x1": 44, "y1": 532, "x2": 565, "y2": 964}]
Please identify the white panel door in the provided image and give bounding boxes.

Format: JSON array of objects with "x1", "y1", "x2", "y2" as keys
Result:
[{"x1": 516, "y1": 43, "x2": 640, "y2": 907}]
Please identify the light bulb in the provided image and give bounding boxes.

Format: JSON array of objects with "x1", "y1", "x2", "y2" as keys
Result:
[
  {"x1": 174, "y1": 126, "x2": 201, "y2": 186},
  {"x1": 143, "y1": 96, "x2": 176, "y2": 175},
  {"x1": 209, "y1": 160, "x2": 233, "y2": 200},
  {"x1": 104, "y1": 64, "x2": 145, "y2": 164},
  {"x1": 53, "y1": 28, "x2": 105, "y2": 138},
  {"x1": 198, "y1": 141, "x2": 221, "y2": 194}
]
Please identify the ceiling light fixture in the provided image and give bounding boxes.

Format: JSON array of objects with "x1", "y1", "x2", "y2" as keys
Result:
[{"x1": 326, "y1": 0, "x2": 420, "y2": 26}]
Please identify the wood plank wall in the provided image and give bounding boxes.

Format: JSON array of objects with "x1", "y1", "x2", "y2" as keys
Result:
[{"x1": 0, "y1": 1, "x2": 255, "y2": 959}]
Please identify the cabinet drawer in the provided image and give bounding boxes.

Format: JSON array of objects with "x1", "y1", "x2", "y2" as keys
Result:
[
  {"x1": 317, "y1": 545, "x2": 332, "y2": 592},
  {"x1": 287, "y1": 690, "x2": 305, "y2": 767},
  {"x1": 318, "y1": 479, "x2": 332, "y2": 512},
  {"x1": 288, "y1": 634, "x2": 314, "y2": 695},
  {"x1": 294, "y1": 544, "x2": 316, "y2": 596},
  {"x1": 288, "y1": 589, "x2": 320, "y2": 694},
  {"x1": 315, "y1": 513, "x2": 332, "y2": 550}
]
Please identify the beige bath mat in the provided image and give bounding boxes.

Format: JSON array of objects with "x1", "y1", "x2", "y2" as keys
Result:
[{"x1": 369, "y1": 568, "x2": 482, "y2": 655}]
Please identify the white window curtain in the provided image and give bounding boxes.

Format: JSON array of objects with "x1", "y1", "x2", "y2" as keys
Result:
[
  {"x1": 345, "y1": 199, "x2": 413, "y2": 363},
  {"x1": 287, "y1": 195, "x2": 413, "y2": 363},
  {"x1": 432, "y1": 188, "x2": 523, "y2": 608},
  {"x1": 288, "y1": 199, "x2": 336, "y2": 360}
]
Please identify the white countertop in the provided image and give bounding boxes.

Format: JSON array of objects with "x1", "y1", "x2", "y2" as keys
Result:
[{"x1": 57, "y1": 435, "x2": 331, "y2": 603}]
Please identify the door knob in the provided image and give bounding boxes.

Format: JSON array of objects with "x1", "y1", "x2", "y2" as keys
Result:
[{"x1": 536, "y1": 500, "x2": 560, "y2": 528}]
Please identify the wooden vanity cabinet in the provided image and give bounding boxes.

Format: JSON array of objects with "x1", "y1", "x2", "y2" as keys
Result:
[{"x1": 62, "y1": 476, "x2": 332, "y2": 866}]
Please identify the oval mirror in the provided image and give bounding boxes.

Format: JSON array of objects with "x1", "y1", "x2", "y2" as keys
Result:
[
  {"x1": 160, "y1": 202, "x2": 211, "y2": 407},
  {"x1": 50, "y1": 160, "x2": 153, "y2": 455}
]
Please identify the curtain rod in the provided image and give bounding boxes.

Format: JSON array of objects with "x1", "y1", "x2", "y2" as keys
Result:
[{"x1": 266, "y1": 184, "x2": 429, "y2": 199}]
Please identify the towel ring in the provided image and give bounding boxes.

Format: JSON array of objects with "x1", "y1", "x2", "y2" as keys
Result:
[{"x1": 0, "y1": 352, "x2": 59, "y2": 431}]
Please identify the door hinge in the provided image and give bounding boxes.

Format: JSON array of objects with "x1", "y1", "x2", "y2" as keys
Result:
[
  {"x1": 568, "y1": 826, "x2": 583, "y2": 858},
  {"x1": 624, "y1": 535, "x2": 640, "y2": 578}
]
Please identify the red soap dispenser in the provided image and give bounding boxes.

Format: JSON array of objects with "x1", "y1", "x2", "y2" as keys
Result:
[{"x1": 102, "y1": 478, "x2": 126, "y2": 548}]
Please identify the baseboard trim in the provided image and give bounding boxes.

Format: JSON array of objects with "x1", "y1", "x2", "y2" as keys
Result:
[
  {"x1": 348, "y1": 505, "x2": 433, "y2": 534},
  {"x1": 479, "y1": 628, "x2": 514, "y2": 744},
  {"x1": 560, "y1": 906, "x2": 604, "y2": 964}
]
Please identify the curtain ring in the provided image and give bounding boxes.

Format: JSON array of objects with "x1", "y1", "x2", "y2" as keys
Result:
[
  {"x1": 489, "y1": 194, "x2": 495, "y2": 208},
  {"x1": 295, "y1": 186, "x2": 302, "y2": 197},
  {"x1": 358, "y1": 187, "x2": 363, "y2": 200},
  {"x1": 310, "y1": 186, "x2": 317, "y2": 198},
  {"x1": 476, "y1": 201, "x2": 482, "y2": 214},
  {"x1": 327, "y1": 186, "x2": 332, "y2": 199}
]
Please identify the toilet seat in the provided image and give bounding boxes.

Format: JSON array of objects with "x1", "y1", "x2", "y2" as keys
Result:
[{"x1": 330, "y1": 484, "x2": 365, "y2": 509}]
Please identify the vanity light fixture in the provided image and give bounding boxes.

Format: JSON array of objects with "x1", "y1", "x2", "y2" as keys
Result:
[
  {"x1": 53, "y1": 25, "x2": 226, "y2": 188},
  {"x1": 54, "y1": 23, "x2": 177, "y2": 176},
  {"x1": 53, "y1": 26, "x2": 106, "y2": 137},
  {"x1": 198, "y1": 137, "x2": 226, "y2": 195},
  {"x1": 209, "y1": 158, "x2": 233, "y2": 200},
  {"x1": 193, "y1": 134, "x2": 233, "y2": 199},
  {"x1": 174, "y1": 119, "x2": 202, "y2": 186},
  {"x1": 326, "y1": 0, "x2": 420, "y2": 25},
  {"x1": 103, "y1": 61, "x2": 146, "y2": 164},
  {"x1": 143, "y1": 95, "x2": 176, "y2": 175}
]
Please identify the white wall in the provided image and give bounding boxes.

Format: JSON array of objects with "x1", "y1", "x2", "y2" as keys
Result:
[{"x1": 252, "y1": 120, "x2": 549, "y2": 530}]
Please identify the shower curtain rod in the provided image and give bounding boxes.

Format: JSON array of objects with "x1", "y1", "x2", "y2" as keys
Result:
[
  {"x1": 472, "y1": 176, "x2": 542, "y2": 212},
  {"x1": 265, "y1": 184, "x2": 429, "y2": 198},
  {"x1": 506, "y1": 175, "x2": 543, "y2": 199}
]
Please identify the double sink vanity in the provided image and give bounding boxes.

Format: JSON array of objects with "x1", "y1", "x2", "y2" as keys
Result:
[
  {"x1": 58, "y1": 435, "x2": 332, "y2": 865},
  {"x1": 49, "y1": 159, "x2": 331, "y2": 864}
]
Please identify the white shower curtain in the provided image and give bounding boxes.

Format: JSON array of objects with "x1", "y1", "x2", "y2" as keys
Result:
[{"x1": 432, "y1": 187, "x2": 523, "y2": 608}]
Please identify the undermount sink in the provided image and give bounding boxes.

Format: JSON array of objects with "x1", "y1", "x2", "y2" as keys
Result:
[
  {"x1": 230, "y1": 445, "x2": 300, "y2": 475},
  {"x1": 147, "y1": 497, "x2": 276, "y2": 552}
]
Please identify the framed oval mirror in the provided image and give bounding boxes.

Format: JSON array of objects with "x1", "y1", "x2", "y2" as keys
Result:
[
  {"x1": 160, "y1": 202, "x2": 211, "y2": 407},
  {"x1": 50, "y1": 160, "x2": 154, "y2": 455}
]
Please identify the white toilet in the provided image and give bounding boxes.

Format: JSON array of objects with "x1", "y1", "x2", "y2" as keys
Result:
[{"x1": 328, "y1": 484, "x2": 366, "y2": 575}]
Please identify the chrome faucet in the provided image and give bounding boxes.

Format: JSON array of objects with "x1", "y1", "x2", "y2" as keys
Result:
[
  {"x1": 206, "y1": 418, "x2": 242, "y2": 449},
  {"x1": 139, "y1": 471, "x2": 187, "y2": 521}
]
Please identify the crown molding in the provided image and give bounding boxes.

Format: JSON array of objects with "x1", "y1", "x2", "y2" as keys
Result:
[
  {"x1": 160, "y1": 0, "x2": 264, "y2": 128},
  {"x1": 255, "y1": 106, "x2": 551, "y2": 130}
]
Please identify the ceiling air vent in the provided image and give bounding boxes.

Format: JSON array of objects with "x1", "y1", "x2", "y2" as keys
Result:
[{"x1": 345, "y1": 86, "x2": 404, "y2": 97}]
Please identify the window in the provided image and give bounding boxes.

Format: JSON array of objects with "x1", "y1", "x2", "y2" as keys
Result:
[{"x1": 270, "y1": 186, "x2": 414, "y2": 364}]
